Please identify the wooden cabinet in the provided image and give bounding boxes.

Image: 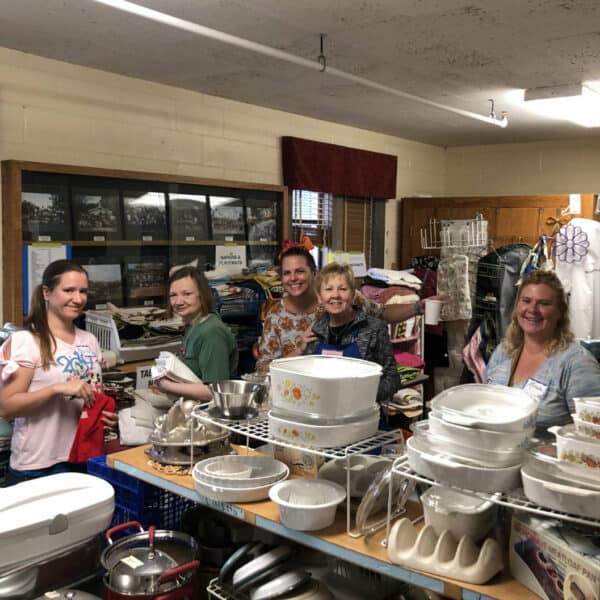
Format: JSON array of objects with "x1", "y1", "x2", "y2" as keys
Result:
[
  {"x1": 1, "y1": 160, "x2": 289, "y2": 325},
  {"x1": 398, "y1": 194, "x2": 597, "y2": 267}
]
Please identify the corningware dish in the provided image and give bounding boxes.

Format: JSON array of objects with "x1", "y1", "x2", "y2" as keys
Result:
[
  {"x1": 250, "y1": 569, "x2": 312, "y2": 600},
  {"x1": 269, "y1": 355, "x2": 382, "y2": 420},
  {"x1": 268, "y1": 408, "x2": 380, "y2": 449},
  {"x1": 232, "y1": 545, "x2": 293, "y2": 590},
  {"x1": 270, "y1": 405, "x2": 379, "y2": 425},
  {"x1": 192, "y1": 465, "x2": 287, "y2": 503},
  {"x1": 411, "y1": 421, "x2": 525, "y2": 467},
  {"x1": 430, "y1": 384, "x2": 537, "y2": 432},
  {"x1": 209, "y1": 380, "x2": 261, "y2": 418},
  {"x1": 406, "y1": 436, "x2": 522, "y2": 492},
  {"x1": 204, "y1": 460, "x2": 253, "y2": 479},
  {"x1": 269, "y1": 479, "x2": 346, "y2": 531},
  {"x1": 318, "y1": 455, "x2": 392, "y2": 498},
  {"x1": 548, "y1": 424, "x2": 600, "y2": 480},
  {"x1": 355, "y1": 465, "x2": 415, "y2": 536},
  {"x1": 218, "y1": 541, "x2": 265, "y2": 583},
  {"x1": 420, "y1": 486, "x2": 497, "y2": 542},
  {"x1": 428, "y1": 412, "x2": 533, "y2": 451},
  {"x1": 194, "y1": 455, "x2": 289, "y2": 489},
  {"x1": 573, "y1": 397, "x2": 600, "y2": 425},
  {"x1": 572, "y1": 414, "x2": 600, "y2": 440}
]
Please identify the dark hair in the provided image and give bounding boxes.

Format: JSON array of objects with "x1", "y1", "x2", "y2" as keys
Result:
[
  {"x1": 503, "y1": 270, "x2": 574, "y2": 357},
  {"x1": 25, "y1": 259, "x2": 88, "y2": 368},
  {"x1": 278, "y1": 246, "x2": 317, "y2": 271},
  {"x1": 167, "y1": 266, "x2": 215, "y2": 319}
]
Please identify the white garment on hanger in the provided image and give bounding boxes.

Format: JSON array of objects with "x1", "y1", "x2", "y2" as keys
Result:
[{"x1": 555, "y1": 218, "x2": 600, "y2": 339}]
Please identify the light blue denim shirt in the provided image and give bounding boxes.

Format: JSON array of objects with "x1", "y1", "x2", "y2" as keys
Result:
[{"x1": 485, "y1": 342, "x2": 600, "y2": 436}]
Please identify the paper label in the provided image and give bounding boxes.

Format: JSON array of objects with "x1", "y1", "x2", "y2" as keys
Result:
[
  {"x1": 120, "y1": 555, "x2": 144, "y2": 569},
  {"x1": 142, "y1": 235, "x2": 153, "y2": 241},
  {"x1": 93, "y1": 235, "x2": 106, "y2": 241}
]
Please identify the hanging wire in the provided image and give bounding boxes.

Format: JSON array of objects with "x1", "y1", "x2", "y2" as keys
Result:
[{"x1": 318, "y1": 34, "x2": 327, "y2": 72}]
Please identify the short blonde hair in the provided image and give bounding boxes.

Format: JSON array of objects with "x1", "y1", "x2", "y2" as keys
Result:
[
  {"x1": 317, "y1": 262, "x2": 356, "y2": 295},
  {"x1": 503, "y1": 270, "x2": 574, "y2": 357}
]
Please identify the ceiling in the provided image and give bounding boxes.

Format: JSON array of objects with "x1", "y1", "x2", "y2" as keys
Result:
[{"x1": 2, "y1": 0, "x2": 600, "y2": 146}]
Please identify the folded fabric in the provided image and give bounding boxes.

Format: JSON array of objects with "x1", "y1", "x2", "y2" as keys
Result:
[
  {"x1": 366, "y1": 268, "x2": 422, "y2": 289},
  {"x1": 394, "y1": 351, "x2": 425, "y2": 369},
  {"x1": 69, "y1": 392, "x2": 115, "y2": 463}
]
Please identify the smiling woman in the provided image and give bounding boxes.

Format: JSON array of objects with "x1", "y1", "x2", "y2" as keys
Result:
[{"x1": 485, "y1": 270, "x2": 600, "y2": 436}]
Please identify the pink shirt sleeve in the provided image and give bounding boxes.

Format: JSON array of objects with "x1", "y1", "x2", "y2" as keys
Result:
[{"x1": 5, "y1": 331, "x2": 39, "y2": 369}]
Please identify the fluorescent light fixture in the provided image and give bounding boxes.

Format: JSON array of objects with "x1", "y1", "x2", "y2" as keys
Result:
[{"x1": 524, "y1": 83, "x2": 600, "y2": 127}]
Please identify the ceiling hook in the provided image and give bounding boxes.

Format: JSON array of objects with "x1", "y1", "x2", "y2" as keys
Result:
[
  {"x1": 318, "y1": 33, "x2": 327, "y2": 72},
  {"x1": 488, "y1": 98, "x2": 496, "y2": 119}
]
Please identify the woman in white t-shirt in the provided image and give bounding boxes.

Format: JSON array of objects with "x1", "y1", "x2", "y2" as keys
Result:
[{"x1": 0, "y1": 260, "x2": 116, "y2": 484}]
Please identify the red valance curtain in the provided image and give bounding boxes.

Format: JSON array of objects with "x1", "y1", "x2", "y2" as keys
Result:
[{"x1": 281, "y1": 136, "x2": 397, "y2": 198}]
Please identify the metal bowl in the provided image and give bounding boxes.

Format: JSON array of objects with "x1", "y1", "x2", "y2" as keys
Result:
[{"x1": 209, "y1": 380, "x2": 260, "y2": 418}]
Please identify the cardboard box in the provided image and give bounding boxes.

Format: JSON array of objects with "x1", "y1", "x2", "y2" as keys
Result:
[
  {"x1": 509, "y1": 513, "x2": 600, "y2": 600},
  {"x1": 274, "y1": 446, "x2": 324, "y2": 478}
]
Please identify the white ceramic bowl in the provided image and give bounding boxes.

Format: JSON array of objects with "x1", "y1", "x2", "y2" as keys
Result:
[
  {"x1": 573, "y1": 397, "x2": 600, "y2": 425},
  {"x1": 412, "y1": 421, "x2": 525, "y2": 467},
  {"x1": 269, "y1": 479, "x2": 346, "y2": 531},
  {"x1": 268, "y1": 408, "x2": 379, "y2": 449},
  {"x1": 430, "y1": 384, "x2": 537, "y2": 432},
  {"x1": 269, "y1": 356, "x2": 382, "y2": 420},
  {"x1": 548, "y1": 424, "x2": 600, "y2": 481},
  {"x1": 420, "y1": 486, "x2": 497, "y2": 542},
  {"x1": 428, "y1": 413, "x2": 533, "y2": 451},
  {"x1": 204, "y1": 460, "x2": 253, "y2": 479}
]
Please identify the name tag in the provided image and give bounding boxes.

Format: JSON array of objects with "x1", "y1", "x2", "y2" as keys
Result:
[
  {"x1": 322, "y1": 349, "x2": 343, "y2": 356},
  {"x1": 522, "y1": 378, "x2": 548, "y2": 403}
]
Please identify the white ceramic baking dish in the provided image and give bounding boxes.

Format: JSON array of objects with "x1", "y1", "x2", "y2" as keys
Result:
[
  {"x1": 572, "y1": 414, "x2": 600, "y2": 440},
  {"x1": 430, "y1": 384, "x2": 537, "y2": 432},
  {"x1": 548, "y1": 424, "x2": 600, "y2": 481},
  {"x1": 406, "y1": 436, "x2": 522, "y2": 492},
  {"x1": 412, "y1": 421, "x2": 525, "y2": 467},
  {"x1": 428, "y1": 412, "x2": 533, "y2": 451},
  {"x1": 194, "y1": 455, "x2": 289, "y2": 489},
  {"x1": 268, "y1": 407, "x2": 380, "y2": 449},
  {"x1": 420, "y1": 486, "x2": 497, "y2": 542},
  {"x1": 573, "y1": 397, "x2": 600, "y2": 425},
  {"x1": 269, "y1": 356, "x2": 381, "y2": 420},
  {"x1": 269, "y1": 479, "x2": 346, "y2": 531}
]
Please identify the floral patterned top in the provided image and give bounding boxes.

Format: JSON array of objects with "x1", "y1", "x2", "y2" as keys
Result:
[{"x1": 255, "y1": 292, "x2": 383, "y2": 372}]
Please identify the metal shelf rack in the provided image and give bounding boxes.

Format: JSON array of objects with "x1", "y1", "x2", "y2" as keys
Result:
[
  {"x1": 192, "y1": 404, "x2": 406, "y2": 538},
  {"x1": 390, "y1": 455, "x2": 600, "y2": 530}
]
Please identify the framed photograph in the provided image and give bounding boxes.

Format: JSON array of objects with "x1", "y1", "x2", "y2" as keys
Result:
[
  {"x1": 168, "y1": 193, "x2": 209, "y2": 241},
  {"x1": 22, "y1": 185, "x2": 71, "y2": 241},
  {"x1": 72, "y1": 188, "x2": 122, "y2": 241},
  {"x1": 84, "y1": 263, "x2": 124, "y2": 309},
  {"x1": 124, "y1": 258, "x2": 167, "y2": 306},
  {"x1": 209, "y1": 196, "x2": 245, "y2": 240},
  {"x1": 123, "y1": 191, "x2": 168, "y2": 241}
]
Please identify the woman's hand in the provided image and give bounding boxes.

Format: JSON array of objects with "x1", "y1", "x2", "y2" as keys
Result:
[
  {"x1": 54, "y1": 378, "x2": 95, "y2": 407},
  {"x1": 100, "y1": 410, "x2": 118, "y2": 430},
  {"x1": 297, "y1": 326, "x2": 317, "y2": 355}
]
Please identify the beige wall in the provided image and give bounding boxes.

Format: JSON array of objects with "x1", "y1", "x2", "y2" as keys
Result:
[{"x1": 445, "y1": 139, "x2": 600, "y2": 195}]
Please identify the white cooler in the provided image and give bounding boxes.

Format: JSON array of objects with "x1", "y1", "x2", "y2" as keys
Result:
[{"x1": 0, "y1": 472, "x2": 114, "y2": 575}]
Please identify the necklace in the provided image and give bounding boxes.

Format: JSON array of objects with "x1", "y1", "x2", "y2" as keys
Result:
[{"x1": 328, "y1": 320, "x2": 352, "y2": 345}]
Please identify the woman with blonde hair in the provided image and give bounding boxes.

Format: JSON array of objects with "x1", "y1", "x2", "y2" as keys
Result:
[
  {"x1": 296, "y1": 262, "x2": 400, "y2": 404},
  {"x1": 485, "y1": 270, "x2": 600, "y2": 435}
]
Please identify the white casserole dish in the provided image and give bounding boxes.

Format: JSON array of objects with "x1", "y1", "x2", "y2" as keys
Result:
[
  {"x1": 548, "y1": 424, "x2": 600, "y2": 481},
  {"x1": 194, "y1": 455, "x2": 289, "y2": 489},
  {"x1": 269, "y1": 479, "x2": 346, "y2": 531},
  {"x1": 573, "y1": 397, "x2": 600, "y2": 425},
  {"x1": 572, "y1": 414, "x2": 600, "y2": 440},
  {"x1": 269, "y1": 356, "x2": 381, "y2": 420},
  {"x1": 406, "y1": 436, "x2": 522, "y2": 492},
  {"x1": 412, "y1": 421, "x2": 525, "y2": 467},
  {"x1": 0, "y1": 473, "x2": 114, "y2": 574},
  {"x1": 420, "y1": 486, "x2": 497, "y2": 542},
  {"x1": 430, "y1": 384, "x2": 537, "y2": 432},
  {"x1": 268, "y1": 407, "x2": 379, "y2": 449},
  {"x1": 428, "y1": 412, "x2": 533, "y2": 451}
]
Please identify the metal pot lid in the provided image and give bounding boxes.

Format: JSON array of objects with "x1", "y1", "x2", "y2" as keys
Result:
[
  {"x1": 108, "y1": 544, "x2": 178, "y2": 577},
  {"x1": 33, "y1": 590, "x2": 102, "y2": 600}
]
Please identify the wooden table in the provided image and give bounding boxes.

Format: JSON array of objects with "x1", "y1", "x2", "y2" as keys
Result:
[{"x1": 107, "y1": 445, "x2": 539, "y2": 600}]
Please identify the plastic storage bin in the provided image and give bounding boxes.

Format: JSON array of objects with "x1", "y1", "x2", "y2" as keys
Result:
[
  {"x1": 87, "y1": 455, "x2": 194, "y2": 529},
  {"x1": 85, "y1": 310, "x2": 181, "y2": 363}
]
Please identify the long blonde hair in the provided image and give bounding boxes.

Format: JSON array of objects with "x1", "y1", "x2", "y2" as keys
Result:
[{"x1": 503, "y1": 270, "x2": 574, "y2": 357}]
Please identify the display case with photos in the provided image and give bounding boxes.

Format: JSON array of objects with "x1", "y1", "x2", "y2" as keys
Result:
[
  {"x1": 4, "y1": 161, "x2": 288, "y2": 324},
  {"x1": 123, "y1": 190, "x2": 168, "y2": 241},
  {"x1": 72, "y1": 187, "x2": 122, "y2": 241},
  {"x1": 169, "y1": 193, "x2": 209, "y2": 241}
]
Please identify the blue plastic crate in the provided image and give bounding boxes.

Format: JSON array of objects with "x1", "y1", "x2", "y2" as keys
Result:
[{"x1": 87, "y1": 455, "x2": 194, "y2": 530}]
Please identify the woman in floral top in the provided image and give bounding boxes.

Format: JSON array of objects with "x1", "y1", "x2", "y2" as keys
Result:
[{"x1": 255, "y1": 246, "x2": 424, "y2": 373}]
